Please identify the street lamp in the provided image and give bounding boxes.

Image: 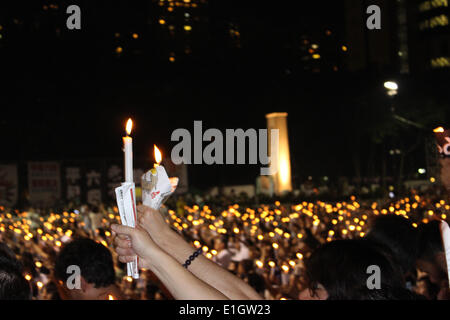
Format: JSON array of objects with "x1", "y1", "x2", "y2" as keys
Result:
[
  {"x1": 384, "y1": 81, "x2": 398, "y2": 96},
  {"x1": 383, "y1": 81, "x2": 425, "y2": 130}
]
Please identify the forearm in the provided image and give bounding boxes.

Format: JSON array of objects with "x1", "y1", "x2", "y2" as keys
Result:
[
  {"x1": 147, "y1": 248, "x2": 228, "y2": 300},
  {"x1": 158, "y1": 229, "x2": 262, "y2": 300}
]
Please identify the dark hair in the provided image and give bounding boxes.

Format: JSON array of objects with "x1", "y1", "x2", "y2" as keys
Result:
[
  {"x1": 417, "y1": 220, "x2": 443, "y2": 262},
  {"x1": 365, "y1": 215, "x2": 418, "y2": 275},
  {"x1": 239, "y1": 259, "x2": 254, "y2": 274},
  {"x1": 247, "y1": 273, "x2": 265, "y2": 294},
  {"x1": 346, "y1": 286, "x2": 426, "y2": 300},
  {"x1": 217, "y1": 236, "x2": 228, "y2": 249},
  {"x1": 0, "y1": 243, "x2": 22, "y2": 272},
  {"x1": 0, "y1": 262, "x2": 31, "y2": 300},
  {"x1": 54, "y1": 238, "x2": 115, "y2": 288},
  {"x1": 304, "y1": 240, "x2": 406, "y2": 300},
  {"x1": 0, "y1": 243, "x2": 31, "y2": 300}
]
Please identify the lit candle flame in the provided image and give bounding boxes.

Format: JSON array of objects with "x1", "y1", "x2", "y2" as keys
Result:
[
  {"x1": 434, "y1": 127, "x2": 445, "y2": 133},
  {"x1": 108, "y1": 294, "x2": 114, "y2": 300},
  {"x1": 126, "y1": 118, "x2": 133, "y2": 136},
  {"x1": 154, "y1": 145, "x2": 162, "y2": 165}
]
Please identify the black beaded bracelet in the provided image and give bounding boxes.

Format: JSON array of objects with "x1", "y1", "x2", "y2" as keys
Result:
[{"x1": 182, "y1": 248, "x2": 203, "y2": 269}]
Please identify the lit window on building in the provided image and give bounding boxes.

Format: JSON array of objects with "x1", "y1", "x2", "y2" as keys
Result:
[
  {"x1": 431, "y1": 56, "x2": 450, "y2": 68},
  {"x1": 419, "y1": 0, "x2": 448, "y2": 12},
  {"x1": 419, "y1": 14, "x2": 449, "y2": 29}
]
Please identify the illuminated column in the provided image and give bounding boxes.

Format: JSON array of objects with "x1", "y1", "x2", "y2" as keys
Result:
[{"x1": 266, "y1": 112, "x2": 292, "y2": 194}]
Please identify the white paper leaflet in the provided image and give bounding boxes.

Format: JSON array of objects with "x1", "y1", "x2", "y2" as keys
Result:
[
  {"x1": 115, "y1": 182, "x2": 139, "y2": 279},
  {"x1": 141, "y1": 166, "x2": 178, "y2": 209}
]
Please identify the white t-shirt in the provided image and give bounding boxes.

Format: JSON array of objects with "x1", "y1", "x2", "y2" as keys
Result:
[
  {"x1": 214, "y1": 249, "x2": 233, "y2": 269},
  {"x1": 231, "y1": 242, "x2": 250, "y2": 262}
]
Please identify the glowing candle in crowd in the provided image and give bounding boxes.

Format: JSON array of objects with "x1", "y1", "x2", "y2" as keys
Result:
[
  {"x1": 154, "y1": 145, "x2": 162, "y2": 168},
  {"x1": 108, "y1": 295, "x2": 115, "y2": 300},
  {"x1": 123, "y1": 119, "x2": 134, "y2": 182}
]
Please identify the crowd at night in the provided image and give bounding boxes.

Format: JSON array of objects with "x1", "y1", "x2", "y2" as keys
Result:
[
  {"x1": 1, "y1": 0, "x2": 450, "y2": 310},
  {"x1": 0, "y1": 184, "x2": 449, "y2": 300}
]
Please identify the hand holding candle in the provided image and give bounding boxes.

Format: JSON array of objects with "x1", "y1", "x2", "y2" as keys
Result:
[
  {"x1": 114, "y1": 118, "x2": 139, "y2": 279},
  {"x1": 141, "y1": 145, "x2": 178, "y2": 209}
]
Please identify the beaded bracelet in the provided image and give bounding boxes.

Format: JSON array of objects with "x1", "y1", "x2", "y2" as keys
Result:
[{"x1": 182, "y1": 248, "x2": 203, "y2": 269}]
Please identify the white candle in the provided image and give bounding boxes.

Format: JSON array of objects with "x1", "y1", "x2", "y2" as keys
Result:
[{"x1": 124, "y1": 119, "x2": 133, "y2": 182}]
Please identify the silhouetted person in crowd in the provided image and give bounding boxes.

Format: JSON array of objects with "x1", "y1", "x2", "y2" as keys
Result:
[
  {"x1": 54, "y1": 238, "x2": 123, "y2": 300},
  {"x1": 365, "y1": 215, "x2": 419, "y2": 282},
  {"x1": 417, "y1": 220, "x2": 450, "y2": 299},
  {"x1": 300, "y1": 240, "x2": 422, "y2": 300},
  {"x1": 213, "y1": 236, "x2": 233, "y2": 270},
  {"x1": 0, "y1": 243, "x2": 31, "y2": 300}
]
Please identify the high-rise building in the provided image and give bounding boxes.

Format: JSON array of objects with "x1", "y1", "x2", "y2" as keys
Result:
[
  {"x1": 344, "y1": 0, "x2": 402, "y2": 74},
  {"x1": 411, "y1": 0, "x2": 450, "y2": 71},
  {"x1": 151, "y1": 0, "x2": 209, "y2": 63},
  {"x1": 344, "y1": 0, "x2": 450, "y2": 74}
]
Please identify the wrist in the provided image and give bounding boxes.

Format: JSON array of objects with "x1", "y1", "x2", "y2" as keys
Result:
[
  {"x1": 156, "y1": 226, "x2": 179, "y2": 248},
  {"x1": 144, "y1": 245, "x2": 167, "y2": 266}
]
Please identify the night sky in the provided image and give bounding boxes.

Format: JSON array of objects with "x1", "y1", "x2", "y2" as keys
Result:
[{"x1": 1, "y1": 1, "x2": 449, "y2": 189}]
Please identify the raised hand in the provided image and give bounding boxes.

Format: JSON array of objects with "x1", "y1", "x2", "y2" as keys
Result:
[{"x1": 111, "y1": 223, "x2": 161, "y2": 269}]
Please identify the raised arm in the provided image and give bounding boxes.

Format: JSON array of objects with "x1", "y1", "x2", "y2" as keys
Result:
[
  {"x1": 111, "y1": 224, "x2": 228, "y2": 300},
  {"x1": 136, "y1": 205, "x2": 263, "y2": 300}
]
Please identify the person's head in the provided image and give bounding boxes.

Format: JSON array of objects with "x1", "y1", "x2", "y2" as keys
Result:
[
  {"x1": 344, "y1": 286, "x2": 425, "y2": 300},
  {"x1": 0, "y1": 243, "x2": 21, "y2": 270},
  {"x1": 365, "y1": 215, "x2": 418, "y2": 276},
  {"x1": 0, "y1": 243, "x2": 31, "y2": 300},
  {"x1": 237, "y1": 259, "x2": 253, "y2": 276},
  {"x1": 214, "y1": 236, "x2": 228, "y2": 251},
  {"x1": 54, "y1": 238, "x2": 116, "y2": 300},
  {"x1": 300, "y1": 239, "x2": 406, "y2": 300},
  {"x1": 417, "y1": 220, "x2": 448, "y2": 286},
  {"x1": 247, "y1": 273, "x2": 266, "y2": 295}
]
